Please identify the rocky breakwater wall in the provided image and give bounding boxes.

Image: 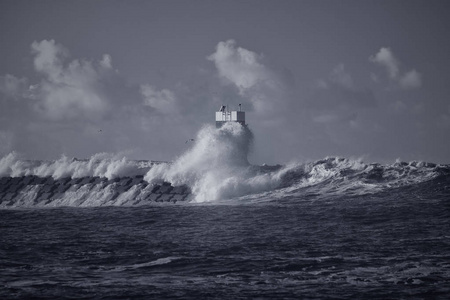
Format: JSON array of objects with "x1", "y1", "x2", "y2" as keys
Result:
[{"x1": 0, "y1": 175, "x2": 191, "y2": 208}]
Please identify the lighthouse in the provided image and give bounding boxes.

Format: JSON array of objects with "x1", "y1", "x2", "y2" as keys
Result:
[{"x1": 215, "y1": 104, "x2": 246, "y2": 128}]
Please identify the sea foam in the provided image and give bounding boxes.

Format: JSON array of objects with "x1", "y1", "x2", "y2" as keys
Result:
[
  {"x1": 0, "y1": 122, "x2": 447, "y2": 207},
  {"x1": 0, "y1": 152, "x2": 151, "y2": 180},
  {"x1": 144, "y1": 122, "x2": 293, "y2": 202}
]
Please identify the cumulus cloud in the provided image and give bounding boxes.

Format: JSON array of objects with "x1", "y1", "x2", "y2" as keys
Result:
[
  {"x1": 31, "y1": 40, "x2": 69, "y2": 81},
  {"x1": 1, "y1": 39, "x2": 226, "y2": 160},
  {"x1": 29, "y1": 39, "x2": 110, "y2": 120},
  {"x1": 207, "y1": 39, "x2": 271, "y2": 93},
  {"x1": 329, "y1": 63, "x2": 355, "y2": 90},
  {"x1": 100, "y1": 54, "x2": 113, "y2": 69},
  {"x1": 370, "y1": 47, "x2": 422, "y2": 90},
  {"x1": 316, "y1": 64, "x2": 355, "y2": 91},
  {"x1": 140, "y1": 84, "x2": 177, "y2": 115},
  {"x1": 399, "y1": 70, "x2": 422, "y2": 89},
  {"x1": 207, "y1": 40, "x2": 314, "y2": 163},
  {"x1": 369, "y1": 47, "x2": 399, "y2": 79},
  {"x1": 0, "y1": 39, "x2": 179, "y2": 159},
  {"x1": 207, "y1": 40, "x2": 289, "y2": 115}
]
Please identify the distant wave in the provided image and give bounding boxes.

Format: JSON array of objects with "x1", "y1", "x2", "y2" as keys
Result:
[
  {"x1": 0, "y1": 152, "x2": 155, "y2": 180},
  {"x1": 1, "y1": 123, "x2": 449, "y2": 208}
]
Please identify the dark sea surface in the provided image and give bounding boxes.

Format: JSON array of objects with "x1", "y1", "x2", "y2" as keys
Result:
[
  {"x1": 1, "y1": 124, "x2": 450, "y2": 298},
  {"x1": 1, "y1": 175, "x2": 450, "y2": 299}
]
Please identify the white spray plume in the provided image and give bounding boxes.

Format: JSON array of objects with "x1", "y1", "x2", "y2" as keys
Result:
[
  {"x1": 144, "y1": 122, "x2": 290, "y2": 202},
  {"x1": 0, "y1": 152, "x2": 148, "y2": 180}
]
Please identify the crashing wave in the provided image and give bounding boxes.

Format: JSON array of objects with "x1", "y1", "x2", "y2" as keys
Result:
[{"x1": 1, "y1": 123, "x2": 449, "y2": 207}]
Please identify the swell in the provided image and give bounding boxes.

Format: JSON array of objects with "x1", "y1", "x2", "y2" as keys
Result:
[
  {"x1": 1, "y1": 156, "x2": 449, "y2": 208},
  {"x1": 235, "y1": 158, "x2": 450, "y2": 203}
]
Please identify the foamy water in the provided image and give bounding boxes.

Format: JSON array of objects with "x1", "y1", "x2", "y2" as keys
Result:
[
  {"x1": 0, "y1": 122, "x2": 448, "y2": 207},
  {"x1": 1, "y1": 123, "x2": 450, "y2": 299}
]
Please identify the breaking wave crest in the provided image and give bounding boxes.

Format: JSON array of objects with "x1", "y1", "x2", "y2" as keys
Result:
[
  {"x1": 1, "y1": 122, "x2": 449, "y2": 207},
  {"x1": 144, "y1": 122, "x2": 288, "y2": 202},
  {"x1": 143, "y1": 122, "x2": 449, "y2": 203},
  {"x1": 0, "y1": 152, "x2": 153, "y2": 180},
  {"x1": 238, "y1": 157, "x2": 449, "y2": 203}
]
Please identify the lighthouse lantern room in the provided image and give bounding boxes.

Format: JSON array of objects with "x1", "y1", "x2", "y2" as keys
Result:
[{"x1": 215, "y1": 105, "x2": 246, "y2": 128}]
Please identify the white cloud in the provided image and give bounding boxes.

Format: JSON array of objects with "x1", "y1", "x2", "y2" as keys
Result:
[
  {"x1": 140, "y1": 84, "x2": 177, "y2": 114},
  {"x1": 100, "y1": 54, "x2": 113, "y2": 69},
  {"x1": 329, "y1": 63, "x2": 354, "y2": 89},
  {"x1": 0, "y1": 39, "x2": 192, "y2": 160},
  {"x1": 207, "y1": 40, "x2": 270, "y2": 93},
  {"x1": 370, "y1": 47, "x2": 399, "y2": 79},
  {"x1": 316, "y1": 63, "x2": 358, "y2": 92},
  {"x1": 207, "y1": 40, "x2": 288, "y2": 115},
  {"x1": 370, "y1": 47, "x2": 422, "y2": 90},
  {"x1": 30, "y1": 39, "x2": 110, "y2": 120},
  {"x1": 399, "y1": 69, "x2": 422, "y2": 89},
  {"x1": 31, "y1": 39, "x2": 68, "y2": 82}
]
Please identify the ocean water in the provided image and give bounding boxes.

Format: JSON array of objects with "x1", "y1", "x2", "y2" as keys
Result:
[{"x1": 1, "y1": 123, "x2": 450, "y2": 299}]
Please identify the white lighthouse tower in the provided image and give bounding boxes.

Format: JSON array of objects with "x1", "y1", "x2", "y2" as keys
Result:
[{"x1": 215, "y1": 104, "x2": 246, "y2": 128}]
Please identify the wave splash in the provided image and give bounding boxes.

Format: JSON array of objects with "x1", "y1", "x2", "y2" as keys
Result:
[
  {"x1": 1, "y1": 122, "x2": 449, "y2": 207},
  {"x1": 145, "y1": 122, "x2": 291, "y2": 202},
  {"x1": 240, "y1": 157, "x2": 448, "y2": 203},
  {"x1": 0, "y1": 152, "x2": 152, "y2": 180},
  {"x1": 0, "y1": 152, "x2": 190, "y2": 208},
  {"x1": 145, "y1": 122, "x2": 448, "y2": 203}
]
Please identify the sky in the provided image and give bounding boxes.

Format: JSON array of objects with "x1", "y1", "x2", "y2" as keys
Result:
[{"x1": 1, "y1": 0, "x2": 450, "y2": 165}]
